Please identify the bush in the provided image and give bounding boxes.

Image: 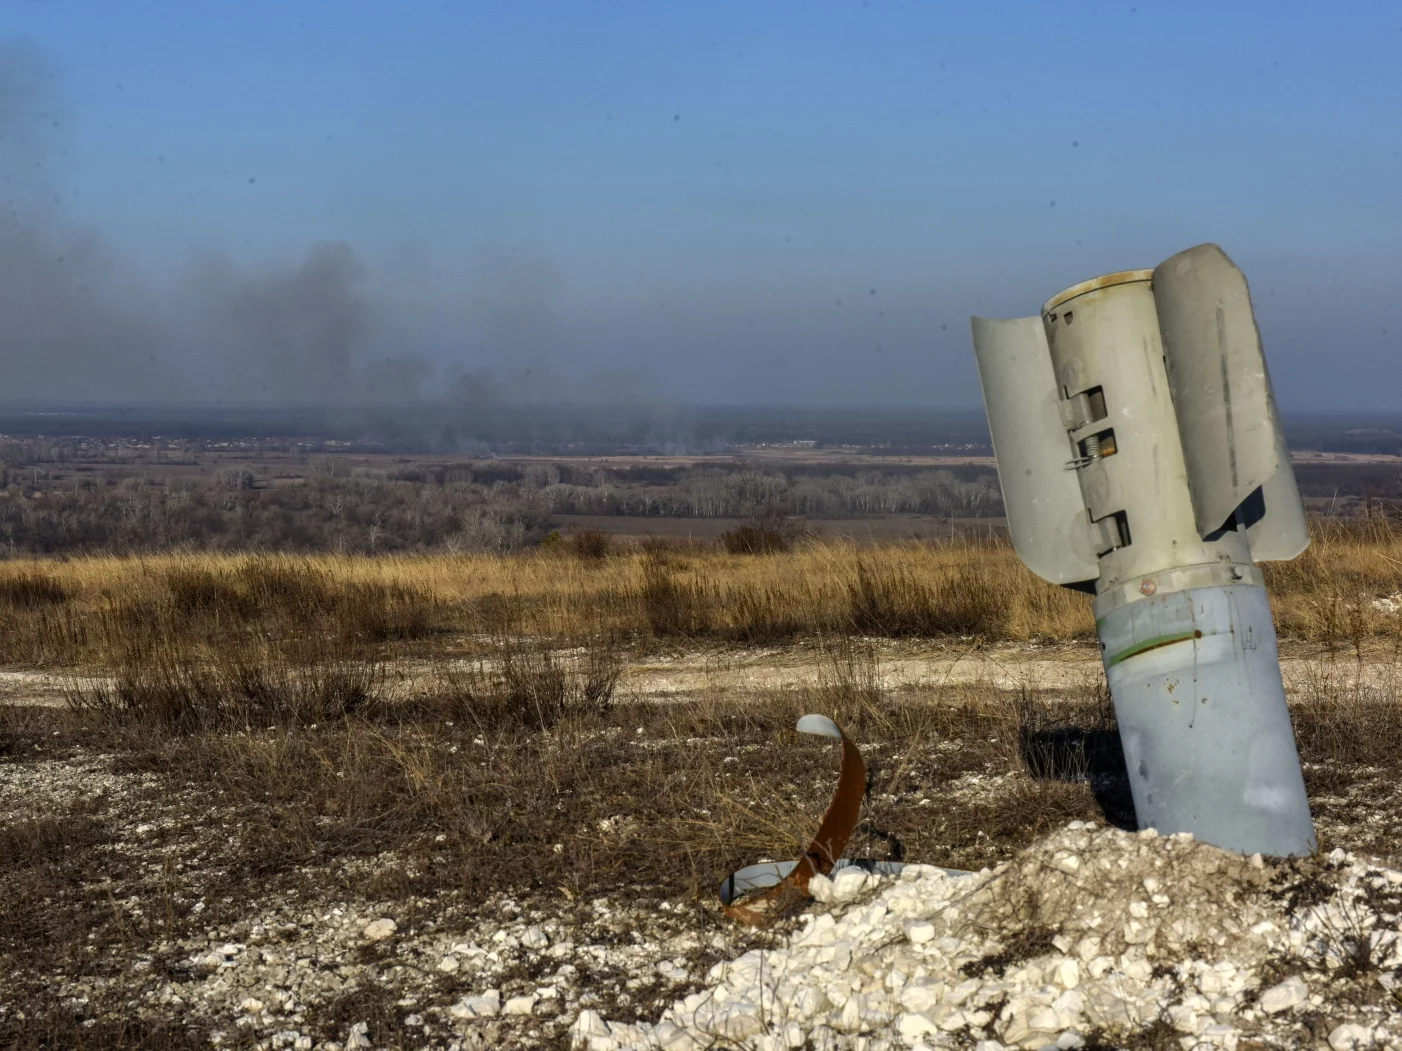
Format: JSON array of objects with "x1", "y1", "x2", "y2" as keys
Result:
[
  {"x1": 427, "y1": 637, "x2": 621, "y2": 731},
  {"x1": 67, "y1": 644, "x2": 384, "y2": 734},
  {"x1": 720, "y1": 523, "x2": 790, "y2": 555},
  {"x1": 0, "y1": 572, "x2": 68, "y2": 609},
  {"x1": 565, "y1": 529, "x2": 612, "y2": 561}
]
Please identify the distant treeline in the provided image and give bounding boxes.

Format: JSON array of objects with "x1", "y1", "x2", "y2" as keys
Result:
[
  {"x1": 0, "y1": 429, "x2": 1396, "y2": 556},
  {"x1": 0, "y1": 457, "x2": 1002, "y2": 556}
]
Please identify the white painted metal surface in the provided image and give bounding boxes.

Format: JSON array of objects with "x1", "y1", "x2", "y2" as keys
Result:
[
  {"x1": 970, "y1": 243, "x2": 1317, "y2": 856},
  {"x1": 970, "y1": 315, "x2": 1099, "y2": 585}
]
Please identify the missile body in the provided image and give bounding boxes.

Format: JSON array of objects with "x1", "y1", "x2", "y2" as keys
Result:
[{"x1": 973, "y1": 247, "x2": 1316, "y2": 856}]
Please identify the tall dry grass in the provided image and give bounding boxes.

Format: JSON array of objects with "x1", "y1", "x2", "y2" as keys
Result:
[
  {"x1": 0, "y1": 538, "x2": 1082, "y2": 667},
  {"x1": 0, "y1": 520, "x2": 1396, "y2": 668},
  {"x1": 1263, "y1": 515, "x2": 1402, "y2": 644}
]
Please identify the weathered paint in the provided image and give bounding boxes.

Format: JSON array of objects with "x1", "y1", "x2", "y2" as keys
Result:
[
  {"x1": 1097, "y1": 583, "x2": 1315, "y2": 856},
  {"x1": 1104, "y1": 629, "x2": 1201, "y2": 668}
]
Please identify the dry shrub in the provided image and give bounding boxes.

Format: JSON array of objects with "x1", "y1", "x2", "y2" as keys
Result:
[
  {"x1": 113, "y1": 559, "x2": 438, "y2": 652},
  {"x1": 720, "y1": 585, "x2": 809, "y2": 643},
  {"x1": 337, "y1": 581, "x2": 438, "y2": 642},
  {"x1": 806, "y1": 633, "x2": 883, "y2": 716},
  {"x1": 468, "y1": 590, "x2": 526, "y2": 635},
  {"x1": 66, "y1": 643, "x2": 383, "y2": 734},
  {"x1": 721, "y1": 523, "x2": 790, "y2": 555},
  {"x1": 565, "y1": 528, "x2": 613, "y2": 561},
  {"x1": 230, "y1": 560, "x2": 437, "y2": 643},
  {"x1": 639, "y1": 556, "x2": 714, "y2": 637},
  {"x1": 847, "y1": 557, "x2": 1005, "y2": 637},
  {"x1": 1291, "y1": 664, "x2": 1402, "y2": 768},
  {"x1": 162, "y1": 565, "x2": 253, "y2": 619},
  {"x1": 0, "y1": 570, "x2": 77, "y2": 666},
  {"x1": 1016, "y1": 686, "x2": 1119, "y2": 782},
  {"x1": 426, "y1": 637, "x2": 622, "y2": 731},
  {"x1": 0, "y1": 604, "x2": 83, "y2": 667},
  {"x1": 0, "y1": 571, "x2": 68, "y2": 609}
]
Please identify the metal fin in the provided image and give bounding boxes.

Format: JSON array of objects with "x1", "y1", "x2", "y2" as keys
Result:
[
  {"x1": 971, "y1": 315, "x2": 1098, "y2": 585},
  {"x1": 1153, "y1": 244, "x2": 1283, "y2": 539}
]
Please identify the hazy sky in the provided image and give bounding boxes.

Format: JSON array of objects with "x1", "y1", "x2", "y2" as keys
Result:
[{"x1": 3, "y1": 1, "x2": 1400, "y2": 408}]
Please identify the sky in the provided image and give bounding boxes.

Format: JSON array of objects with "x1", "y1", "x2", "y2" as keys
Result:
[{"x1": 1, "y1": 0, "x2": 1399, "y2": 409}]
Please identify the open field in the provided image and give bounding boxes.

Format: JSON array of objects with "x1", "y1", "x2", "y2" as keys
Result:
[
  {"x1": 0, "y1": 517, "x2": 1397, "y2": 665},
  {"x1": 3, "y1": 524, "x2": 1402, "y2": 1048}
]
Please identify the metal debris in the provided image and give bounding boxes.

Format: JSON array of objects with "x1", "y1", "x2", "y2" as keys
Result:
[{"x1": 719, "y1": 714, "x2": 876, "y2": 925}]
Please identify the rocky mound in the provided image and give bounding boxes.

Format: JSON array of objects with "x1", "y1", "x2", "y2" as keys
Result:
[{"x1": 573, "y1": 823, "x2": 1402, "y2": 1050}]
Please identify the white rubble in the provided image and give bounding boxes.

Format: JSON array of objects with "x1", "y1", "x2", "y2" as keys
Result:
[
  {"x1": 1369, "y1": 593, "x2": 1402, "y2": 615},
  {"x1": 360, "y1": 917, "x2": 397, "y2": 942},
  {"x1": 449, "y1": 989, "x2": 501, "y2": 1018},
  {"x1": 1329, "y1": 1022, "x2": 1376, "y2": 1049},
  {"x1": 573, "y1": 824, "x2": 1402, "y2": 1050},
  {"x1": 1258, "y1": 975, "x2": 1309, "y2": 1014}
]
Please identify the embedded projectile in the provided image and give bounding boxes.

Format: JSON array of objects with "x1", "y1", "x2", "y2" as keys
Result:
[{"x1": 971, "y1": 244, "x2": 1315, "y2": 857}]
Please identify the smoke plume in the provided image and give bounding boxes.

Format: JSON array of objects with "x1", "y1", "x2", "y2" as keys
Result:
[{"x1": 0, "y1": 39, "x2": 662, "y2": 410}]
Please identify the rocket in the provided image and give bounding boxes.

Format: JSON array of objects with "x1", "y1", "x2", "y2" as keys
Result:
[{"x1": 971, "y1": 244, "x2": 1316, "y2": 856}]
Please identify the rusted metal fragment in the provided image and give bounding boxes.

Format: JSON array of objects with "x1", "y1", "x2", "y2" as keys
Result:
[
  {"x1": 719, "y1": 714, "x2": 870, "y2": 925},
  {"x1": 720, "y1": 859, "x2": 909, "y2": 915}
]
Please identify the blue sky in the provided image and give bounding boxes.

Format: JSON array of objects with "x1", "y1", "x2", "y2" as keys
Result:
[{"x1": 3, "y1": 0, "x2": 1400, "y2": 407}]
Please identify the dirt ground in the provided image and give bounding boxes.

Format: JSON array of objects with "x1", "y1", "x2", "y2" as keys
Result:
[
  {"x1": 0, "y1": 638, "x2": 1395, "y2": 709},
  {"x1": 3, "y1": 638, "x2": 1401, "y2": 1049}
]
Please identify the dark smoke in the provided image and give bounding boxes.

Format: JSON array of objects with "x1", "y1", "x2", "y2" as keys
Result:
[
  {"x1": 0, "y1": 40, "x2": 395, "y2": 404},
  {"x1": 467, "y1": 245, "x2": 564, "y2": 359},
  {"x1": 0, "y1": 40, "x2": 658, "y2": 410},
  {"x1": 190, "y1": 241, "x2": 375, "y2": 403},
  {"x1": 0, "y1": 41, "x2": 169, "y2": 402}
]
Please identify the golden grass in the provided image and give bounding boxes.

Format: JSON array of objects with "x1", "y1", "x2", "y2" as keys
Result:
[{"x1": 0, "y1": 519, "x2": 1396, "y2": 667}]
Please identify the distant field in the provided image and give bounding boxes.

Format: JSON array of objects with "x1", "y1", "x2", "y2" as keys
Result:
[{"x1": 0, "y1": 425, "x2": 1398, "y2": 559}]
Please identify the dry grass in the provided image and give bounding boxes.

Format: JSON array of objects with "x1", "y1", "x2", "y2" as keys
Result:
[
  {"x1": 1264, "y1": 515, "x2": 1402, "y2": 643},
  {"x1": 6, "y1": 654, "x2": 1118, "y2": 906},
  {"x1": 66, "y1": 644, "x2": 387, "y2": 734},
  {"x1": 0, "y1": 519, "x2": 1395, "y2": 672},
  {"x1": 0, "y1": 536, "x2": 1080, "y2": 668},
  {"x1": 11, "y1": 638, "x2": 1398, "y2": 916}
]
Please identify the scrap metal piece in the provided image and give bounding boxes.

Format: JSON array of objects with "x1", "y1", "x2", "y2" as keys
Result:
[
  {"x1": 719, "y1": 714, "x2": 868, "y2": 925},
  {"x1": 1245, "y1": 421, "x2": 1311, "y2": 563}
]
